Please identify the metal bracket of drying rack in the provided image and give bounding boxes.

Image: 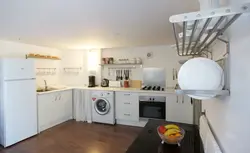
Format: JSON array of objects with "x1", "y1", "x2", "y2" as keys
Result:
[{"x1": 169, "y1": 2, "x2": 250, "y2": 57}]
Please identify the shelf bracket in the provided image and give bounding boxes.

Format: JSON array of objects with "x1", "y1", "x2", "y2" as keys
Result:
[
  {"x1": 169, "y1": 2, "x2": 250, "y2": 57},
  {"x1": 217, "y1": 37, "x2": 230, "y2": 57}
]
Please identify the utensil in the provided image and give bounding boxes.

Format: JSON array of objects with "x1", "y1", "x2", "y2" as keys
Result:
[
  {"x1": 119, "y1": 70, "x2": 122, "y2": 80},
  {"x1": 173, "y1": 68, "x2": 175, "y2": 80},
  {"x1": 127, "y1": 70, "x2": 130, "y2": 80},
  {"x1": 120, "y1": 70, "x2": 123, "y2": 80},
  {"x1": 116, "y1": 70, "x2": 119, "y2": 81},
  {"x1": 118, "y1": 70, "x2": 120, "y2": 80},
  {"x1": 124, "y1": 69, "x2": 129, "y2": 80},
  {"x1": 124, "y1": 70, "x2": 126, "y2": 80}
]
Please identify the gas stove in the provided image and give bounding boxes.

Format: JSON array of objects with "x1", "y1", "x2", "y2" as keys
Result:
[{"x1": 141, "y1": 85, "x2": 165, "y2": 91}]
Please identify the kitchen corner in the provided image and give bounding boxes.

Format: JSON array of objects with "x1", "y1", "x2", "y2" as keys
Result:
[{"x1": 0, "y1": 47, "x2": 196, "y2": 148}]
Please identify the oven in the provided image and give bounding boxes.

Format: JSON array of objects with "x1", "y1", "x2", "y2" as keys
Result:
[{"x1": 139, "y1": 96, "x2": 166, "y2": 119}]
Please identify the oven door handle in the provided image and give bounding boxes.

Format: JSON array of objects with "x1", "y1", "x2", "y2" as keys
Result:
[{"x1": 139, "y1": 101, "x2": 165, "y2": 103}]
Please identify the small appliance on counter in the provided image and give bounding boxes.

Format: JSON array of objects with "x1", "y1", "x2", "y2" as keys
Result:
[
  {"x1": 123, "y1": 80, "x2": 129, "y2": 88},
  {"x1": 109, "y1": 81, "x2": 121, "y2": 87},
  {"x1": 101, "y1": 78, "x2": 109, "y2": 87},
  {"x1": 88, "y1": 76, "x2": 96, "y2": 87}
]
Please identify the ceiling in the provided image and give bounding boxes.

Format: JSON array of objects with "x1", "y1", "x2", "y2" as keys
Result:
[{"x1": 0, "y1": 0, "x2": 199, "y2": 49}]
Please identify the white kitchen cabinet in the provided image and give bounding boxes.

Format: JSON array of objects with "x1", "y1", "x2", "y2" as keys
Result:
[
  {"x1": 115, "y1": 92, "x2": 139, "y2": 121},
  {"x1": 38, "y1": 90, "x2": 73, "y2": 132},
  {"x1": 166, "y1": 94, "x2": 193, "y2": 124},
  {"x1": 58, "y1": 90, "x2": 73, "y2": 121}
]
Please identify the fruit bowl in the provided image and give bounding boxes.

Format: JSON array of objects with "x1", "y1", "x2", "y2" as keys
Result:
[{"x1": 157, "y1": 124, "x2": 185, "y2": 146}]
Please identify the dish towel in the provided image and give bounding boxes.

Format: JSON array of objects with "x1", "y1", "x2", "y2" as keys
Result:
[{"x1": 200, "y1": 115, "x2": 222, "y2": 153}]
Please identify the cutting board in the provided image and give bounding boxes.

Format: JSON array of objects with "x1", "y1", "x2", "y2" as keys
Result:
[{"x1": 130, "y1": 80, "x2": 142, "y2": 88}]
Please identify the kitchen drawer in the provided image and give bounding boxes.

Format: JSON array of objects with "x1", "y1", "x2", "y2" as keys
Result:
[
  {"x1": 115, "y1": 91, "x2": 139, "y2": 121},
  {"x1": 115, "y1": 92, "x2": 138, "y2": 102},
  {"x1": 115, "y1": 107, "x2": 139, "y2": 121},
  {"x1": 117, "y1": 99, "x2": 137, "y2": 109}
]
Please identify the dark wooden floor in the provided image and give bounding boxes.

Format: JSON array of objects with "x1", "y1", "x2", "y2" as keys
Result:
[{"x1": 0, "y1": 120, "x2": 142, "y2": 153}]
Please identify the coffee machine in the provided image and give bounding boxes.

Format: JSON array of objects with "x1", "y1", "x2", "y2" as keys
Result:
[{"x1": 88, "y1": 76, "x2": 96, "y2": 87}]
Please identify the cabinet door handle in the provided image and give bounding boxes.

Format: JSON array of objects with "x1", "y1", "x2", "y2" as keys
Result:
[
  {"x1": 124, "y1": 102, "x2": 131, "y2": 104},
  {"x1": 182, "y1": 96, "x2": 184, "y2": 103},
  {"x1": 124, "y1": 93, "x2": 130, "y2": 96},
  {"x1": 124, "y1": 113, "x2": 131, "y2": 116},
  {"x1": 55, "y1": 96, "x2": 58, "y2": 101},
  {"x1": 176, "y1": 96, "x2": 178, "y2": 103},
  {"x1": 59, "y1": 95, "x2": 61, "y2": 100}
]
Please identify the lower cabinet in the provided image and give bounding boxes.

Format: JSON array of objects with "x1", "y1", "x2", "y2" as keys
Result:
[
  {"x1": 115, "y1": 92, "x2": 139, "y2": 122},
  {"x1": 38, "y1": 90, "x2": 73, "y2": 132},
  {"x1": 166, "y1": 94, "x2": 194, "y2": 124}
]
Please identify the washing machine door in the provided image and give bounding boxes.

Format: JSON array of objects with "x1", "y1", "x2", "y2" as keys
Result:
[{"x1": 94, "y1": 98, "x2": 110, "y2": 115}]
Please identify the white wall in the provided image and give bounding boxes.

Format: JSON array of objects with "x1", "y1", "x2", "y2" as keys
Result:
[
  {"x1": 60, "y1": 50, "x2": 88, "y2": 86},
  {"x1": 87, "y1": 49, "x2": 102, "y2": 85},
  {"x1": 0, "y1": 40, "x2": 62, "y2": 86},
  {"x1": 0, "y1": 40, "x2": 89, "y2": 87},
  {"x1": 202, "y1": 2, "x2": 250, "y2": 153},
  {"x1": 101, "y1": 45, "x2": 187, "y2": 87}
]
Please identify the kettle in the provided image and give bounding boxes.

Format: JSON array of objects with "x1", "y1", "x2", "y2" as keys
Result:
[{"x1": 101, "y1": 79, "x2": 109, "y2": 87}]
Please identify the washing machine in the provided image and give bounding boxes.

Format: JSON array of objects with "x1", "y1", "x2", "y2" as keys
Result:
[{"x1": 91, "y1": 91, "x2": 115, "y2": 124}]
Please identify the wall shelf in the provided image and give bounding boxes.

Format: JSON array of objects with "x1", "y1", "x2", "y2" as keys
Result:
[
  {"x1": 26, "y1": 54, "x2": 61, "y2": 60},
  {"x1": 100, "y1": 63, "x2": 143, "y2": 69},
  {"x1": 169, "y1": 2, "x2": 250, "y2": 57},
  {"x1": 100, "y1": 63, "x2": 142, "y2": 66},
  {"x1": 175, "y1": 89, "x2": 230, "y2": 97}
]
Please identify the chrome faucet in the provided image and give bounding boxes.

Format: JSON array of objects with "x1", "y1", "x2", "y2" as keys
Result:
[{"x1": 44, "y1": 80, "x2": 48, "y2": 91}]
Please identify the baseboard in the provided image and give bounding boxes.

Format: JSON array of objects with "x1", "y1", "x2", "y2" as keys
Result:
[{"x1": 39, "y1": 116, "x2": 73, "y2": 132}]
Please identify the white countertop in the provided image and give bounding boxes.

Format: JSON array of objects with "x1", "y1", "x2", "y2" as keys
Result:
[
  {"x1": 36, "y1": 87, "x2": 73, "y2": 95},
  {"x1": 37, "y1": 86, "x2": 176, "y2": 95}
]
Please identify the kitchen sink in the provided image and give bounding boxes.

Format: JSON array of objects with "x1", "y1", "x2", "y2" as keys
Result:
[{"x1": 36, "y1": 87, "x2": 61, "y2": 92}]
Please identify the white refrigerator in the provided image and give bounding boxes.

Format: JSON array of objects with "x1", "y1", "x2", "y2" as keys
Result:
[{"x1": 0, "y1": 58, "x2": 37, "y2": 147}]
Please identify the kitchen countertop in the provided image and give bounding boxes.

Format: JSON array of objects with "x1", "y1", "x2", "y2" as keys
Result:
[
  {"x1": 36, "y1": 87, "x2": 73, "y2": 95},
  {"x1": 78, "y1": 86, "x2": 176, "y2": 94},
  {"x1": 126, "y1": 119, "x2": 203, "y2": 153},
  {"x1": 37, "y1": 86, "x2": 176, "y2": 95}
]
